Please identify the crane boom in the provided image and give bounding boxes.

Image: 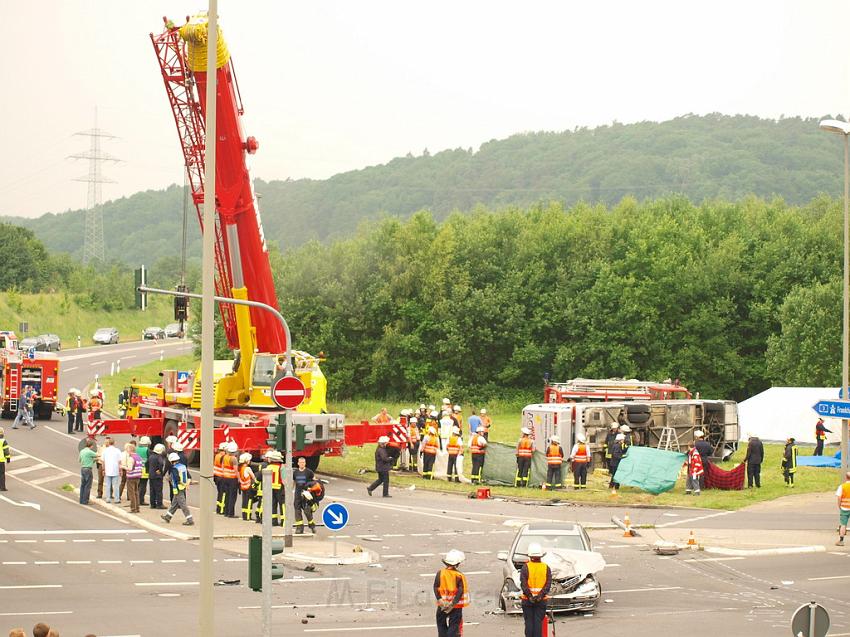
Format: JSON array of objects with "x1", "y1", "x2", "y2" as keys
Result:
[{"x1": 150, "y1": 15, "x2": 285, "y2": 355}]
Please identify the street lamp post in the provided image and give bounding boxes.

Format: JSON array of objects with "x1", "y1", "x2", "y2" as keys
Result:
[{"x1": 819, "y1": 118, "x2": 850, "y2": 474}]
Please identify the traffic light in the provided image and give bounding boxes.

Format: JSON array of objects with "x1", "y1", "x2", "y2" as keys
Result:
[
  {"x1": 134, "y1": 266, "x2": 147, "y2": 310},
  {"x1": 174, "y1": 284, "x2": 189, "y2": 321},
  {"x1": 266, "y1": 413, "x2": 286, "y2": 451},
  {"x1": 295, "y1": 423, "x2": 312, "y2": 451},
  {"x1": 248, "y1": 534, "x2": 284, "y2": 592}
]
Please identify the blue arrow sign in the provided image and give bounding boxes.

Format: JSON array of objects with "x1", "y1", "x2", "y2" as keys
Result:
[
  {"x1": 322, "y1": 502, "x2": 349, "y2": 531},
  {"x1": 177, "y1": 371, "x2": 190, "y2": 383},
  {"x1": 812, "y1": 400, "x2": 850, "y2": 418}
]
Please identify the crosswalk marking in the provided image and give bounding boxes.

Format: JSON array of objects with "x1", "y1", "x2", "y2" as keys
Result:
[{"x1": 7, "y1": 462, "x2": 49, "y2": 475}]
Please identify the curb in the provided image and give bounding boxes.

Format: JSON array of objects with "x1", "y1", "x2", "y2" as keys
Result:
[{"x1": 703, "y1": 544, "x2": 827, "y2": 557}]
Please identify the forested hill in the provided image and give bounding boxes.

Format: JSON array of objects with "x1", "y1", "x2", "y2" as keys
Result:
[{"x1": 2, "y1": 114, "x2": 844, "y2": 263}]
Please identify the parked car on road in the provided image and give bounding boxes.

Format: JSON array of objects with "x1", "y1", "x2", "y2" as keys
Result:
[
  {"x1": 164, "y1": 322, "x2": 185, "y2": 338},
  {"x1": 142, "y1": 326, "x2": 166, "y2": 340},
  {"x1": 39, "y1": 334, "x2": 61, "y2": 351},
  {"x1": 19, "y1": 336, "x2": 48, "y2": 352},
  {"x1": 497, "y1": 522, "x2": 604, "y2": 614},
  {"x1": 93, "y1": 327, "x2": 119, "y2": 345}
]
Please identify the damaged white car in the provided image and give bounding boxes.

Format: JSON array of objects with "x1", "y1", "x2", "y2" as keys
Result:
[{"x1": 497, "y1": 522, "x2": 605, "y2": 613}]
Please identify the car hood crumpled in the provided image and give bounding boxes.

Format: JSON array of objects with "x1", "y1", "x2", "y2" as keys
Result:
[{"x1": 542, "y1": 549, "x2": 606, "y2": 580}]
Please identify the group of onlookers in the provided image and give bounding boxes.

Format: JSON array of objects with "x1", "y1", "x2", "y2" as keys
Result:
[{"x1": 7, "y1": 622, "x2": 99, "y2": 637}]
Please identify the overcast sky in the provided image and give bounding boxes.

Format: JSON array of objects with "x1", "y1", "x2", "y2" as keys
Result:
[{"x1": 1, "y1": 1, "x2": 848, "y2": 218}]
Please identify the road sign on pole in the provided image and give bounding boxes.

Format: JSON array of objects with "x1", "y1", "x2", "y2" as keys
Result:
[
  {"x1": 812, "y1": 400, "x2": 850, "y2": 419},
  {"x1": 322, "y1": 502, "x2": 349, "y2": 558},
  {"x1": 271, "y1": 374, "x2": 306, "y2": 410},
  {"x1": 790, "y1": 601, "x2": 830, "y2": 637}
]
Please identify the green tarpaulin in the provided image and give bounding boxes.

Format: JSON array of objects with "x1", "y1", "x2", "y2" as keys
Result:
[{"x1": 613, "y1": 446, "x2": 686, "y2": 494}]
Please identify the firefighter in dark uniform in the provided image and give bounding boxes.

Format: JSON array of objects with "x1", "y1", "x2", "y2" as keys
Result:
[
  {"x1": 298, "y1": 479, "x2": 325, "y2": 534},
  {"x1": 782, "y1": 436, "x2": 798, "y2": 487},
  {"x1": 815, "y1": 418, "x2": 832, "y2": 456},
  {"x1": 604, "y1": 423, "x2": 619, "y2": 472},
  {"x1": 520, "y1": 542, "x2": 552, "y2": 637}
]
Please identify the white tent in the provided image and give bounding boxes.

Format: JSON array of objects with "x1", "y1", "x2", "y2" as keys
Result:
[{"x1": 738, "y1": 387, "x2": 842, "y2": 444}]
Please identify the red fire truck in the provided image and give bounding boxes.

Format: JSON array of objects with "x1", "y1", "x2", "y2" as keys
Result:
[
  {"x1": 0, "y1": 331, "x2": 60, "y2": 420},
  {"x1": 90, "y1": 15, "x2": 387, "y2": 469}
]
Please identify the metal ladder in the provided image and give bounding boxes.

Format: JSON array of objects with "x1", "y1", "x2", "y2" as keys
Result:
[
  {"x1": 657, "y1": 426, "x2": 680, "y2": 452},
  {"x1": 7, "y1": 363, "x2": 19, "y2": 412}
]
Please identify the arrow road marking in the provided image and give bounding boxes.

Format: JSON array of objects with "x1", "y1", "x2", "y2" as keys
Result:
[{"x1": 0, "y1": 494, "x2": 41, "y2": 511}]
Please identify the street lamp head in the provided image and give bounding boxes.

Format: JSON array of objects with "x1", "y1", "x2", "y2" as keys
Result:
[{"x1": 820, "y1": 119, "x2": 850, "y2": 136}]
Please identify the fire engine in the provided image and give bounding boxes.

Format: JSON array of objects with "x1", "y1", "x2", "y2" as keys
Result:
[
  {"x1": 543, "y1": 377, "x2": 692, "y2": 403},
  {"x1": 0, "y1": 331, "x2": 60, "y2": 420},
  {"x1": 90, "y1": 15, "x2": 387, "y2": 469}
]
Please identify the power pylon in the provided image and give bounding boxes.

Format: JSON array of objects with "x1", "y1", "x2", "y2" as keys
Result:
[{"x1": 68, "y1": 108, "x2": 120, "y2": 264}]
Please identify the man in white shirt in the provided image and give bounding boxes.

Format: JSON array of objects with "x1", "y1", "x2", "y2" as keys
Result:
[{"x1": 101, "y1": 437, "x2": 123, "y2": 503}]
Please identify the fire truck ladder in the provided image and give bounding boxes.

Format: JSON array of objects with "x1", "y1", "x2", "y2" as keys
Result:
[
  {"x1": 150, "y1": 25, "x2": 237, "y2": 345},
  {"x1": 657, "y1": 426, "x2": 680, "y2": 452},
  {"x1": 7, "y1": 363, "x2": 19, "y2": 412}
]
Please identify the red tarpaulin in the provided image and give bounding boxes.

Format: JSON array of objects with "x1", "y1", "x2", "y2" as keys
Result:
[{"x1": 704, "y1": 462, "x2": 745, "y2": 490}]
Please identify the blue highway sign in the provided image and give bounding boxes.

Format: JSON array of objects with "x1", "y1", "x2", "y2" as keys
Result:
[
  {"x1": 812, "y1": 400, "x2": 850, "y2": 418},
  {"x1": 322, "y1": 502, "x2": 349, "y2": 531}
]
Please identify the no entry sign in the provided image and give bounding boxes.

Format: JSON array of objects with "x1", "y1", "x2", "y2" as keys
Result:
[{"x1": 271, "y1": 374, "x2": 306, "y2": 410}]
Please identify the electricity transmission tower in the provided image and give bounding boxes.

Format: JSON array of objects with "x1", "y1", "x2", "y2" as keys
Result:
[{"x1": 68, "y1": 109, "x2": 120, "y2": 264}]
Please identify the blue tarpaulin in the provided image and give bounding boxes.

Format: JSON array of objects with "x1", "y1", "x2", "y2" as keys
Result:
[
  {"x1": 797, "y1": 453, "x2": 841, "y2": 468},
  {"x1": 613, "y1": 446, "x2": 686, "y2": 494}
]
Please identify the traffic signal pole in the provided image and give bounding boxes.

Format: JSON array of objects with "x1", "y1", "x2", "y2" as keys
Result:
[
  {"x1": 262, "y1": 467, "x2": 273, "y2": 637},
  {"x1": 284, "y1": 411, "x2": 295, "y2": 548}
]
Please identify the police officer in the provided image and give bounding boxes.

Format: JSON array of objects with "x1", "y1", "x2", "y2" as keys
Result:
[
  {"x1": 434, "y1": 549, "x2": 468, "y2": 637},
  {"x1": 520, "y1": 543, "x2": 551, "y2": 637}
]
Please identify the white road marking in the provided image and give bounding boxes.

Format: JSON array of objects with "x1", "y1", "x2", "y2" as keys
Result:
[
  {"x1": 382, "y1": 554, "x2": 405, "y2": 558},
  {"x1": 0, "y1": 495, "x2": 40, "y2": 511},
  {"x1": 159, "y1": 538, "x2": 177, "y2": 542},
  {"x1": 0, "y1": 584, "x2": 62, "y2": 590},
  {"x1": 103, "y1": 538, "x2": 126, "y2": 542},
  {"x1": 1, "y1": 562, "x2": 27, "y2": 565},
  {"x1": 44, "y1": 426, "x2": 82, "y2": 441},
  {"x1": 606, "y1": 586, "x2": 682, "y2": 593},
  {"x1": 7, "y1": 462, "x2": 49, "y2": 475},
  {"x1": 135, "y1": 581, "x2": 198, "y2": 587},
  {"x1": 90, "y1": 360, "x2": 107, "y2": 366},
  {"x1": 98, "y1": 560, "x2": 123, "y2": 564},
  {"x1": 131, "y1": 538, "x2": 154, "y2": 542},
  {"x1": 238, "y1": 602, "x2": 390, "y2": 610},
  {"x1": 304, "y1": 623, "x2": 480, "y2": 633},
  {"x1": 67, "y1": 561, "x2": 91, "y2": 564},
  {"x1": 130, "y1": 560, "x2": 155, "y2": 564},
  {"x1": 655, "y1": 510, "x2": 735, "y2": 528},
  {"x1": 31, "y1": 474, "x2": 70, "y2": 485},
  {"x1": 224, "y1": 558, "x2": 248, "y2": 562},
  {"x1": 73, "y1": 539, "x2": 96, "y2": 543},
  {"x1": 807, "y1": 574, "x2": 850, "y2": 581},
  {"x1": 162, "y1": 559, "x2": 186, "y2": 563},
  {"x1": 15, "y1": 539, "x2": 37, "y2": 543},
  {"x1": 410, "y1": 553, "x2": 434, "y2": 557},
  {"x1": 34, "y1": 561, "x2": 60, "y2": 565},
  {"x1": 59, "y1": 341, "x2": 189, "y2": 362},
  {"x1": 0, "y1": 611, "x2": 72, "y2": 617},
  {"x1": 332, "y1": 496, "x2": 483, "y2": 525},
  {"x1": 44, "y1": 539, "x2": 66, "y2": 543},
  {"x1": 0, "y1": 529, "x2": 144, "y2": 535},
  {"x1": 384, "y1": 534, "x2": 405, "y2": 537},
  {"x1": 63, "y1": 366, "x2": 79, "y2": 371}
]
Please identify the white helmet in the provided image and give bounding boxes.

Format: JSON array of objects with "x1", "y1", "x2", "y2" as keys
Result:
[
  {"x1": 428, "y1": 404, "x2": 436, "y2": 411},
  {"x1": 527, "y1": 542, "x2": 545, "y2": 558},
  {"x1": 167, "y1": 452, "x2": 180, "y2": 462},
  {"x1": 378, "y1": 436, "x2": 390, "y2": 444},
  {"x1": 265, "y1": 450, "x2": 282, "y2": 462},
  {"x1": 453, "y1": 404, "x2": 461, "y2": 412},
  {"x1": 74, "y1": 389, "x2": 82, "y2": 396},
  {"x1": 69, "y1": 387, "x2": 78, "y2": 394},
  {"x1": 443, "y1": 549, "x2": 465, "y2": 566},
  {"x1": 239, "y1": 453, "x2": 252, "y2": 464},
  {"x1": 576, "y1": 433, "x2": 586, "y2": 443},
  {"x1": 620, "y1": 425, "x2": 631, "y2": 433},
  {"x1": 550, "y1": 435, "x2": 560, "y2": 444},
  {"x1": 419, "y1": 404, "x2": 426, "y2": 410},
  {"x1": 172, "y1": 442, "x2": 184, "y2": 452},
  {"x1": 400, "y1": 408, "x2": 410, "y2": 416},
  {"x1": 610, "y1": 423, "x2": 619, "y2": 429},
  {"x1": 615, "y1": 433, "x2": 625, "y2": 441},
  {"x1": 165, "y1": 435, "x2": 178, "y2": 444},
  {"x1": 480, "y1": 408, "x2": 487, "y2": 415},
  {"x1": 693, "y1": 430, "x2": 704, "y2": 438},
  {"x1": 521, "y1": 427, "x2": 531, "y2": 435},
  {"x1": 227, "y1": 441, "x2": 238, "y2": 453},
  {"x1": 430, "y1": 410, "x2": 439, "y2": 418},
  {"x1": 218, "y1": 442, "x2": 228, "y2": 450},
  {"x1": 442, "y1": 398, "x2": 451, "y2": 405},
  {"x1": 90, "y1": 389, "x2": 99, "y2": 397},
  {"x1": 153, "y1": 443, "x2": 166, "y2": 454},
  {"x1": 139, "y1": 436, "x2": 151, "y2": 446}
]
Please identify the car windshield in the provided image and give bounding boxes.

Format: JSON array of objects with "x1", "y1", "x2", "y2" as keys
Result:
[
  {"x1": 146, "y1": 327, "x2": 159, "y2": 332},
  {"x1": 514, "y1": 533, "x2": 586, "y2": 558},
  {"x1": 95, "y1": 329, "x2": 112, "y2": 335}
]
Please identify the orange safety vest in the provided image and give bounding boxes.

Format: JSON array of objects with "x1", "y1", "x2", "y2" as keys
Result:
[
  {"x1": 436, "y1": 568, "x2": 469, "y2": 608},
  {"x1": 89, "y1": 397, "x2": 103, "y2": 412},
  {"x1": 408, "y1": 424, "x2": 420, "y2": 442},
  {"x1": 374, "y1": 413, "x2": 391, "y2": 425},
  {"x1": 213, "y1": 451, "x2": 226, "y2": 479},
  {"x1": 840, "y1": 482, "x2": 850, "y2": 510},
  {"x1": 546, "y1": 444, "x2": 563, "y2": 466},
  {"x1": 270, "y1": 462, "x2": 283, "y2": 490},
  {"x1": 423, "y1": 435, "x2": 439, "y2": 456},
  {"x1": 517, "y1": 437, "x2": 533, "y2": 458},
  {"x1": 470, "y1": 434, "x2": 486, "y2": 455},
  {"x1": 573, "y1": 442, "x2": 590, "y2": 463},
  {"x1": 521, "y1": 561, "x2": 550, "y2": 600},
  {"x1": 479, "y1": 415, "x2": 491, "y2": 432},
  {"x1": 221, "y1": 453, "x2": 239, "y2": 480},
  {"x1": 447, "y1": 435, "x2": 462, "y2": 456},
  {"x1": 239, "y1": 464, "x2": 255, "y2": 491}
]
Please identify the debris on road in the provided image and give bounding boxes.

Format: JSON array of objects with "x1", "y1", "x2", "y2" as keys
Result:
[{"x1": 653, "y1": 541, "x2": 680, "y2": 556}]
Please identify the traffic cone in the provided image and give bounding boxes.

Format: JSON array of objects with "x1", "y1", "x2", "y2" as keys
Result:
[
  {"x1": 623, "y1": 512, "x2": 633, "y2": 537},
  {"x1": 687, "y1": 530, "x2": 697, "y2": 547}
]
